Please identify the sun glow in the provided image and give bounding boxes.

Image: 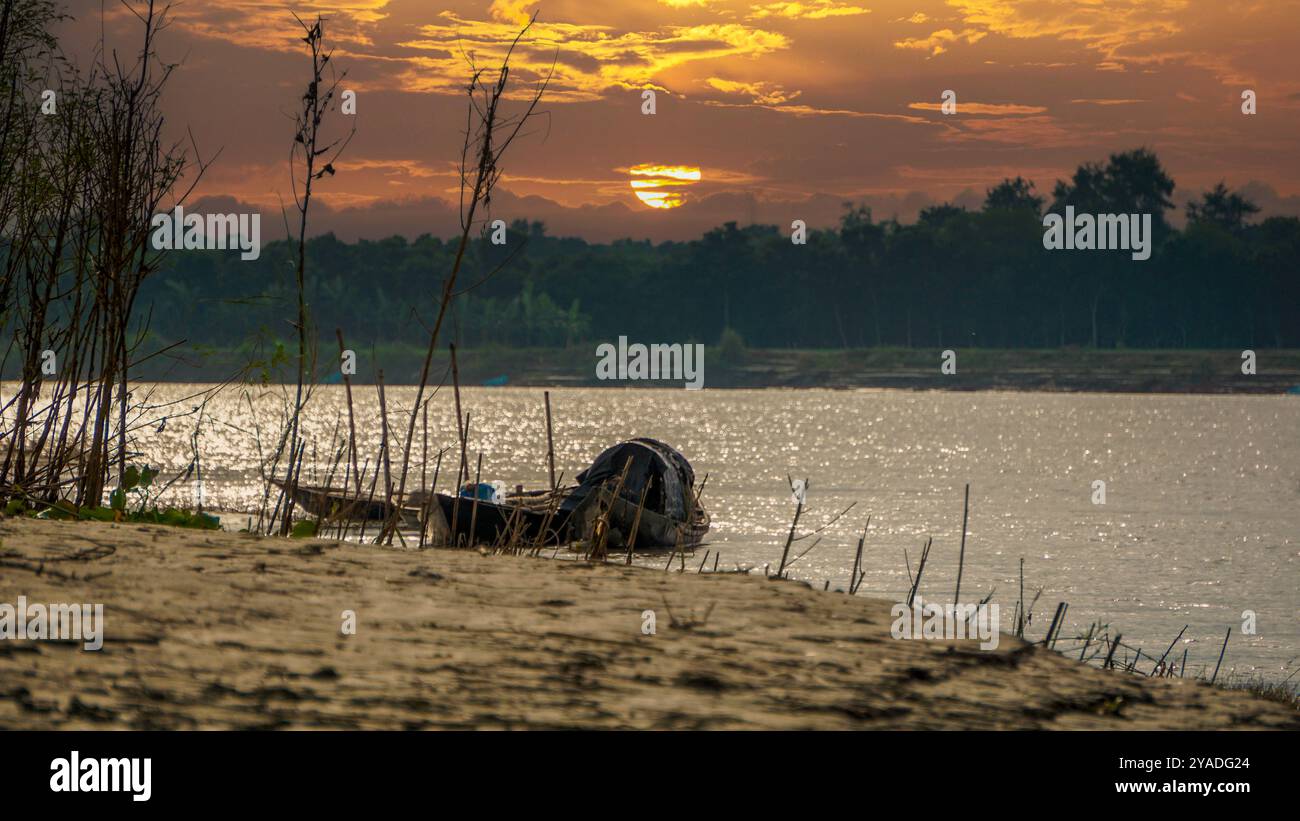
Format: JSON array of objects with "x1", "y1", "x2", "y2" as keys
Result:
[{"x1": 629, "y1": 164, "x2": 702, "y2": 209}]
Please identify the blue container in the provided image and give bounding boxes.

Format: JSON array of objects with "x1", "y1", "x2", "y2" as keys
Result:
[{"x1": 460, "y1": 482, "x2": 498, "y2": 501}]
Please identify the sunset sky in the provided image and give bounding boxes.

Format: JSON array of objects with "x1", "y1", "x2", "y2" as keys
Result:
[{"x1": 67, "y1": 0, "x2": 1300, "y2": 241}]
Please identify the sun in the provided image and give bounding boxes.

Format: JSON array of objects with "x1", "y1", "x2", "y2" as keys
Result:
[{"x1": 629, "y1": 164, "x2": 701, "y2": 209}]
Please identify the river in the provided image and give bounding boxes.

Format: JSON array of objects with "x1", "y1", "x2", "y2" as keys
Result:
[{"x1": 126, "y1": 383, "x2": 1300, "y2": 681}]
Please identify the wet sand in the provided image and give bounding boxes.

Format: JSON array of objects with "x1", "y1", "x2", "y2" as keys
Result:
[{"x1": 1, "y1": 517, "x2": 1295, "y2": 730}]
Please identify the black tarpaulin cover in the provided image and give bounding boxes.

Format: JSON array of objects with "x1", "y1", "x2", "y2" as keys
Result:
[{"x1": 562, "y1": 438, "x2": 696, "y2": 520}]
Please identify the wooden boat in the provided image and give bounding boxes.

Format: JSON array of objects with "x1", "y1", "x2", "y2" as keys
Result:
[
  {"x1": 427, "y1": 487, "x2": 571, "y2": 548},
  {"x1": 560, "y1": 438, "x2": 709, "y2": 550},
  {"x1": 271, "y1": 479, "x2": 424, "y2": 528},
  {"x1": 273, "y1": 439, "x2": 709, "y2": 551},
  {"x1": 570, "y1": 485, "x2": 709, "y2": 550}
]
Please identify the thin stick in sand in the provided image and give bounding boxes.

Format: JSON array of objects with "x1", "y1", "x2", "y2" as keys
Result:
[
  {"x1": 1103, "y1": 633, "x2": 1123, "y2": 670},
  {"x1": 906, "y1": 537, "x2": 932, "y2": 608},
  {"x1": 954, "y1": 483, "x2": 969, "y2": 603},
  {"x1": 1211, "y1": 627, "x2": 1231, "y2": 684},
  {"x1": 1148, "y1": 624, "x2": 1188, "y2": 677},
  {"x1": 849, "y1": 516, "x2": 869, "y2": 594},
  {"x1": 529, "y1": 471, "x2": 565, "y2": 557},
  {"x1": 1079, "y1": 622, "x2": 1096, "y2": 661},
  {"x1": 357, "y1": 439, "x2": 384, "y2": 543}
]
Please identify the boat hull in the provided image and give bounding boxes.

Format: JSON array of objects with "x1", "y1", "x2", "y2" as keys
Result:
[
  {"x1": 572, "y1": 486, "x2": 708, "y2": 550},
  {"x1": 430, "y1": 492, "x2": 570, "y2": 547},
  {"x1": 273, "y1": 481, "x2": 422, "y2": 528}
]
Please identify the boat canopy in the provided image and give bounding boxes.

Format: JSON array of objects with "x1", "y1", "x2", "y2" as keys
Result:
[{"x1": 564, "y1": 438, "x2": 696, "y2": 521}]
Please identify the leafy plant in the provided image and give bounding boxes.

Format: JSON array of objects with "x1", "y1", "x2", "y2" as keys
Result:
[{"x1": 111, "y1": 464, "x2": 161, "y2": 515}]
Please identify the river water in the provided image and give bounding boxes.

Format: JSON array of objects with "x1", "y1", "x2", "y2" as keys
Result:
[{"x1": 126, "y1": 384, "x2": 1300, "y2": 681}]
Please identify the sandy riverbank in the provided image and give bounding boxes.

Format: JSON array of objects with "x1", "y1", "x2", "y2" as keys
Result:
[{"x1": 1, "y1": 517, "x2": 1295, "y2": 730}]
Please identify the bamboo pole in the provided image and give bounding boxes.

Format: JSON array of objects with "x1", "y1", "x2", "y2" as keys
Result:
[
  {"x1": 377, "y1": 371, "x2": 393, "y2": 506},
  {"x1": 450, "y1": 412, "x2": 470, "y2": 547},
  {"x1": 589, "y1": 455, "x2": 633, "y2": 561},
  {"x1": 1044, "y1": 601, "x2": 1067, "y2": 647},
  {"x1": 467, "y1": 452, "x2": 483, "y2": 547},
  {"x1": 451, "y1": 343, "x2": 467, "y2": 484},
  {"x1": 1016, "y1": 558, "x2": 1025, "y2": 638},
  {"x1": 544, "y1": 390, "x2": 556, "y2": 492},
  {"x1": 776, "y1": 476, "x2": 807, "y2": 579},
  {"x1": 420, "y1": 449, "x2": 443, "y2": 548},
  {"x1": 625, "y1": 483, "x2": 649, "y2": 565}
]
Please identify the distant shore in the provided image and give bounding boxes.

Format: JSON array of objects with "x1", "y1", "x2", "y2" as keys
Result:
[
  {"x1": 111, "y1": 346, "x2": 1300, "y2": 393},
  {"x1": 2, "y1": 517, "x2": 1295, "y2": 729}
]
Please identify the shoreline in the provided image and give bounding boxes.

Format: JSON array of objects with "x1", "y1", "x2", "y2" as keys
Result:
[
  {"x1": 62, "y1": 347, "x2": 1300, "y2": 393},
  {"x1": 2, "y1": 517, "x2": 1295, "y2": 730}
]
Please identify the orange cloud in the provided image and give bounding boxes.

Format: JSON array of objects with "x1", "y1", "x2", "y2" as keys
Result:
[
  {"x1": 748, "y1": 2, "x2": 872, "y2": 20},
  {"x1": 707, "y1": 77, "x2": 801, "y2": 104},
  {"x1": 398, "y1": 17, "x2": 790, "y2": 101},
  {"x1": 908, "y1": 101, "x2": 1047, "y2": 115},
  {"x1": 946, "y1": 0, "x2": 1189, "y2": 61},
  {"x1": 489, "y1": 0, "x2": 538, "y2": 25},
  {"x1": 142, "y1": 0, "x2": 392, "y2": 52},
  {"x1": 941, "y1": 114, "x2": 1086, "y2": 147},
  {"x1": 700, "y1": 98, "x2": 935, "y2": 122},
  {"x1": 894, "y1": 27, "x2": 986, "y2": 56}
]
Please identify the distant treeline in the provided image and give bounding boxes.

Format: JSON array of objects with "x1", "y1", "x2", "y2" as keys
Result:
[{"x1": 141, "y1": 149, "x2": 1299, "y2": 353}]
